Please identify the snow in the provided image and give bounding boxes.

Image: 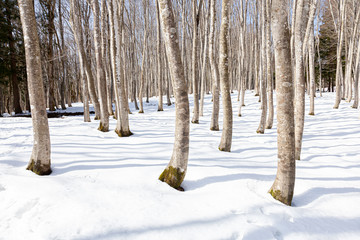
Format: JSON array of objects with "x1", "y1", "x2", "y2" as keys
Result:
[{"x1": 1, "y1": 91, "x2": 360, "y2": 240}]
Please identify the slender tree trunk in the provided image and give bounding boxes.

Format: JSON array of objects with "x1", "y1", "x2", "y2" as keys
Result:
[
  {"x1": 294, "y1": 0, "x2": 306, "y2": 160},
  {"x1": 158, "y1": 0, "x2": 190, "y2": 191},
  {"x1": 91, "y1": 0, "x2": 109, "y2": 131},
  {"x1": 265, "y1": 0, "x2": 273, "y2": 129},
  {"x1": 269, "y1": 0, "x2": 295, "y2": 206},
  {"x1": 218, "y1": 0, "x2": 233, "y2": 152},
  {"x1": 101, "y1": 0, "x2": 113, "y2": 116},
  {"x1": 257, "y1": 0, "x2": 267, "y2": 134},
  {"x1": 237, "y1": 0, "x2": 248, "y2": 117},
  {"x1": 114, "y1": 0, "x2": 132, "y2": 137},
  {"x1": 47, "y1": 1, "x2": 56, "y2": 111},
  {"x1": 70, "y1": 0, "x2": 90, "y2": 122},
  {"x1": 209, "y1": 0, "x2": 220, "y2": 131},
  {"x1": 19, "y1": 0, "x2": 51, "y2": 175},
  {"x1": 199, "y1": 8, "x2": 209, "y2": 117},
  {"x1": 308, "y1": 22, "x2": 315, "y2": 115},
  {"x1": 345, "y1": 6, "x2": 360, "y2": 103},
  {"x1": 191, "y1": 0, "x2": 203, "y2": 124},
  {"x1": 352, "y1": 30, "x2": 360, "y2": 109},
  {"x1": 138, "y1": 0, "x2": 148, "y2": 114},
  {"x1": 333, "y1": 0, "x2": 347, "y2": 109},
  {"x1": 156, "y1": 0, "x2": 163, "y2": 111}
]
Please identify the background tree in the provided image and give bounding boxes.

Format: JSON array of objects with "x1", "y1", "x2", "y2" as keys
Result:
[{"x1": 218, "y1": 0, "x2": 232, "y2": 152}]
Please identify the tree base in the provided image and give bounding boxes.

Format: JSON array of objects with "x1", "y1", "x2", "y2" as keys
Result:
[
  {"x1": 191, "y1": 120, "x2": 199, "y2": 124},
  {"x1": 138, "y1": 110, "x2": 144, "y2": 114},
  {"x1": 210, "y1": 126, "x2": 219, "y2": 131},
  {"x1": 256, "y1": 129, "x2": 264, "y2": 134},
  {"x1": 94, "y1": 115, "x2": 100, "y2": 120},
  {"x1": 308, "y1": 112, "x2": 315, "y2": 116},
  {"x1": 269, "y1": 188, "x2": 292, "y2": 206},
  {"x1": 238, "y1": 114, "x2": 242, "y2": 117},
  {"x1": 218, "y1": 145, "x2": 231, "y2": 152},
  {"x1": 98, "y1": 122, "x2": 109, "y2": 132},
  {"x1": 159, "y1": 166, "x2": 185, "y2": 191},
  {"x1": 27, "y1": 159, "x2": 52, "y2": 176},
  {"x1": 115, "y1": 129, "x2": 133, "y2": 137}
]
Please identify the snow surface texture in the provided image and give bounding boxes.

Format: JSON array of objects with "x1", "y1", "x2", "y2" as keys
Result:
[{"x1": 0, "y1": 91, "x2": 360, "y2": 240}]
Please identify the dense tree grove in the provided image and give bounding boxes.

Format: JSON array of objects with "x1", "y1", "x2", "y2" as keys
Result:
[
  {"x1": 3, "y1": 0, "x2": 360, "y2": 205},
  {"x1": 1, "y1": 0, "x2": 359, "y2": 117}
]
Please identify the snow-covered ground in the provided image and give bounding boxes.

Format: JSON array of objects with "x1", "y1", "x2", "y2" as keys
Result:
[{"x1": 0, "y1": 91, "x2": 359, "y2": 240}]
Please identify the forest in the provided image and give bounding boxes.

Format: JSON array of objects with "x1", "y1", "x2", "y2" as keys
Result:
[{"x1": 0, "y1": 0, "x2": 360, "y2": 239}]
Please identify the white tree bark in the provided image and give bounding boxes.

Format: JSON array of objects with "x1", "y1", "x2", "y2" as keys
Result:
[
  {"x1": 19, "y1": 0, "x2": 52, "y2": 175},
  {"x1": 333, "y1": 0, "x2": 347, "y2": 109},
  {"x1": 91, "y1": 0, "x2": 109, "y2": 131},
  {"x1": 308, "y1": 22, "x2": 316, "y2": 115},
  {"x1": 191, "y1": 0, "x2": 203, "y2": 124},
  {"x1": 218, "y1": 0, "x2": 233, "y2": 152},
  {"x1": 345, "y1": 5, "x2": 360, "y2": 103},
  {"x1": 294, "y1": 0, "x2": 306, "y2": 160},
  {"x1": 257, "y1": 0, "x2": 268, "y2": 134},
  {"x1": 156, "y1": 0, "x2": 164, "y2": 111},
  {"x1": 158, "y1": 0, "x2": 190, "y2": 191},
  {"x1": 265, "y1": 0, "x2": 273, "y2": 129},
  {"x1": 209, "y1": 0, "x2": 220, "y2": 131},
  {"x1": 269, "y1": 0, "x2": 296, "y2": 206}
]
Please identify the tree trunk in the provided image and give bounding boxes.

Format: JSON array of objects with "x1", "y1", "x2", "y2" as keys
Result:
[
  {"x1": 265, "y1": 0, "x2": 273, "y2": 129},
  {"x1": 199, "y1": 8, "x2": 209, "y2": 117},
  {"x1": 138, "y1": 0, "x2": 148, "y2": 114},
  {"x1": 294, "y1": 0, "x2": 306, "y2": 160},
  {"x1": 101, "y1": 0, "x2": 113, "y2": 116},
  {"x1": 269, "y1": 0, "x2": 295, "y2": 206},
  {"x1": 257, "y1": 0, "x2": 267, "y2": 134},
  {"x1": 218, "y1": 0, "x2": 233, "y2": 152},
  {"x1": 209, "y1": 0, "x2": 220, "y2": 131},
  {"x1": 352, "y1": 26, "x2": 360, "y2": 109},
  {"x1": 308, "y1": 21, "x2": 315, "y2": 115},
  {"x1": 114, "y1": 0, "x2": 132, "y2": 137},
  {"x1": 191, "y1": 0, "x2": 203, "y2": 124},
  {"x1": 158, "y1": 0, "x2": 190, "y2": 191},
  {"x1": 91, "y1": 0, "x2": 109, "y2": 131},
  {"x1": 345, "y1": 5, "x2": 360, "y2": 103},
  {"x1": 156, "y1": 0, "x2": 163, "y2": 111},
  {"x1": 19, "y1": 0, "x2": 52, "y2": 175},
  {"x1": 333, "y1": 0, "x2": 347, "y2": 109},
  {"x1": 47, "y1": 0, "x2": 56, "y2": 111}
]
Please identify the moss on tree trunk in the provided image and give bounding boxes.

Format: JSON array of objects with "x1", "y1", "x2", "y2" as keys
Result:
[
  {"x1": 159, "y1": 166, "x2": 185, "y2": 191},
  {"x1": 27, "y1": 160, "x2": 52, "y2": 176}
]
